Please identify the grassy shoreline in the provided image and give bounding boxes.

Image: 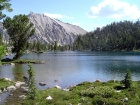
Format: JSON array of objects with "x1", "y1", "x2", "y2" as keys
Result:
[
  {"x1": 24, "y1": 80, "x2": 140, "y2": 105},
  {"x1": 1, "y1": 59, "x2": 45, "y2": 65},
  {"x1": 1, "y1": 79, "x2": 140, "y2": 105}
]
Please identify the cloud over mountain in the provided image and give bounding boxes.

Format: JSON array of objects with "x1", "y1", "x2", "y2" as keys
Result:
[
  {"x1": 87, "y1": 0, "x2": 140, "y2": 19},
  {"x1": 44, "y1": 12, "x2": 74, "y2": 19}
]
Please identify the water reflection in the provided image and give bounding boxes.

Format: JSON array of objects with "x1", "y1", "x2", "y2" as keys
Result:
[
  {"x1": 11, "y1": 64, "x2": 27, "y2": 81},
  {"x1": 0, "y1": 51, "x2": 140, "y2": 89}
]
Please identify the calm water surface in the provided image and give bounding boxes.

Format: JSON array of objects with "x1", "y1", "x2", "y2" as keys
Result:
[{"x1": 0, "y1": 51, "x2": 140, "y2": 89}]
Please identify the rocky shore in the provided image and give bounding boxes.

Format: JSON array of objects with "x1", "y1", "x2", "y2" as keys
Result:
[{"x1": 0, "y1": 78, "x2": 28, "y2": 104}]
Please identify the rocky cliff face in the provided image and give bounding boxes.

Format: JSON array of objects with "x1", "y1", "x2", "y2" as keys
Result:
[
  {"x1": 0, "y1": 22, "x2": 8, "y2": 43},
  {"x1": 1, "y1": 12, "x2": 87, "y2": 45},
  {"x1": 28, "y1": 12, "x2": 87, "y2": 45}
]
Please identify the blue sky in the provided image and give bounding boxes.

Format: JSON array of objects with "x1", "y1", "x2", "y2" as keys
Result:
[{"x1": 3, "y1": 0, "x2": 140, "y2": 32}]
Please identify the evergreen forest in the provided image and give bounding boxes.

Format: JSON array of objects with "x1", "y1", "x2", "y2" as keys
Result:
[{"x1": 73, "y1": 20, "x2": 140, "y2": 51}]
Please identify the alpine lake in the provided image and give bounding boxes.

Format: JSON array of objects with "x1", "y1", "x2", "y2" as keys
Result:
[{"x1": 0, "y1": 51, "x2": 140, "y2": 90}]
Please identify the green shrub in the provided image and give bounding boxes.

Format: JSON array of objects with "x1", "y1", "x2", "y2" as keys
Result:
[
  {"x1": 80, "y1": 86, "x2": 115, "y2": 98},
  {"x1": 92, "y1": 96, "x2": 105, "y2": 105}
]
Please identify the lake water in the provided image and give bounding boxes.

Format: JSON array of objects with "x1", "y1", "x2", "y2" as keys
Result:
[{"x1": 0, "y1": 51, "x2": 140, "y2": 89}]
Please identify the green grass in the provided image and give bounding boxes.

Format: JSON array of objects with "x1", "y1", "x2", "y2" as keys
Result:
[
  {"x1": 0, "y1": 78, "x2": 13, "y2": 89},
  {"x1": 2, "y1": 59, "x2": 43, "y2": 65},
  {"x1": 22, "y1": 80, "x2": 140, "y2": 105}
]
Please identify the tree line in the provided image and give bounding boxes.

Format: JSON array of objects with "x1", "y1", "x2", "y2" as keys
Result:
[
  {"x1": 73, "y1": 20, "x2": 140, "y2": 51},
  {"x1": 26, "y1": 41, "x2": 47, "y2": 53}
]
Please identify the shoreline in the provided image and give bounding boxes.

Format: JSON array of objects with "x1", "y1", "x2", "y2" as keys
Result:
[
  {"x1": 1, "y1": 78, "x2": 140, "y2": 104},
  {"x1": 1, "y1": 59, "x2": 45, "y2": 65}
]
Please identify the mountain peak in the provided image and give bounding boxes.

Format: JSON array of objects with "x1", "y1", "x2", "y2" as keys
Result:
[{"x1": 28, "y1": 12, "x2": 87, "y2": 45}]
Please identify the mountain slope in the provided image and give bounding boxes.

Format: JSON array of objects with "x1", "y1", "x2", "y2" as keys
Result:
[{"x1": 28, "y1": 12, "x2": 87, "y2": 45}]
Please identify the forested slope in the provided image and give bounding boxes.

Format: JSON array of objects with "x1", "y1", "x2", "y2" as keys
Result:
[{"x1": 73, "y1": 20, "x2": 140, "y2": 51}]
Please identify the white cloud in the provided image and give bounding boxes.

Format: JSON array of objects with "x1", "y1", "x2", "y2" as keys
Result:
[
  {"x1": 44, "y1": 12, "x2": 74, "y2": 19},
  {"x1": 87, "y1": 0, "x2": 140, "y2": 19}
]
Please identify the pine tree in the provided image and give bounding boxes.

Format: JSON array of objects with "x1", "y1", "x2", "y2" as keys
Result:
[
  {"x1": 26, "y1": 63, "x2": 37, "y2": 100},
  {"x1": 3, "y1": 14, "x2": 35, "y2": 59},
  {"x1": 122, "y1": 69, "x2": 132, "y2": 88}
]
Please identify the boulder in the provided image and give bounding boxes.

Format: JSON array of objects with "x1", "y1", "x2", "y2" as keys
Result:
[
  {"x1": 63, "y1": 89, "x2": 69, "y2": 91},
  {"x1": 21, "y1": 86, "x2": 29, "y2": 92},
  {"x1": 55, "y1": 85, "x2": 61, "y2": 89},
  {"x1": 7, "y1": 86, "x2": 16, "y2": 92},
  {"x1": 9, "y1": 94, "x2": 13, "y2": 96},
  {"x1": 19, "y1": 95, "x2": 26, "y2": 99},
  {"x1": 115, "y1": 90, "x2": 121, "y2": 92},
  {"x1": 1, "y1": 88, "x2": 7, "y2": 92},
  {"x1": 11, "y1": 63, "x2": 15, "y2": 65},
  {"x1": 46, "y1": 96, "x2": 53, "y2": 100},
  {"x1": 4, "y1": 78, "x2": 12, "y2": 81},
  {"x1": 14, "y1": 81, "x2": 25, "y2": 88},
  {"x1": 0, "y1": 90, "x2": 2, "y2": 93},
  {"x1": 123, "y1": 97, "x2": 128, "y2": 102}
]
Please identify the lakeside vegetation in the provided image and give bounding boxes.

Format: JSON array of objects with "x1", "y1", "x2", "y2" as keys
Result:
[
  {"x1": 22, "y1": 80, "x2": 140, "y2": 105},
  {"x1": 3, "y1": 79, "x2": 140, "y2": 105},
  {"x1": 1, "y1": 59, "x2": 44, "y2": 65},
  {"x1": 2, "y1": 67, "x2": 140, "y2": 105}
]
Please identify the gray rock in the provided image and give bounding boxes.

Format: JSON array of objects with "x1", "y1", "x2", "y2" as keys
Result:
[
  {"x1": 123, "y1": 97, "x2": 128, "y2": 102},
  {"x1": 21, "y1": 86, "x2": 29, "y2": 92},
  {"x1": 0, "y1": 90, "x2": 2, "y2": 93},
  {"x1": 9, "y1": 94, "x2": 13, "y2": 96},
  {"x1": 2, "y1": 88, "x2": 7, "y2": 92},
  {"x1": 19, "y1": 95, "x2": 26, "y2": 99},
  {"x1": 46, "y1": 96, "x2": 53, "y2": 100},
  {"x1": 55, "y1": 85, "x2": 61, "y2": 89},
  {"x1": 7, "y1": 86, "x2": 16, "y2": 92},
  {"x1": 4, "y1": 78, "x2": 12, "y2": 81},
  {"x1": 10, "y1": 63, "x2": 15, "y2": 66},
  {"x1": 14, "y1": 81, "x2": 25, "y2": 88},
  {"x1": 63, "y1": 89, "x2": 69, "y2": 91}
]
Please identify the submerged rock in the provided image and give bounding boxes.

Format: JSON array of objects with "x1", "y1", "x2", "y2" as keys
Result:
[
  {"x1": 54, "y1": 80, "x2": 58, "y2": 82},
  {"x1": 39, "y1": 82, "x2": 46, "y2": 86}
]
